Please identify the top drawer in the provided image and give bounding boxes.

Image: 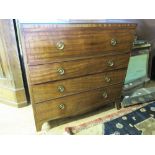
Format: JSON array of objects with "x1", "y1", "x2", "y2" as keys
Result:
[{"x1": 21, "y1": 24, "x2": 135, "y2": 65}]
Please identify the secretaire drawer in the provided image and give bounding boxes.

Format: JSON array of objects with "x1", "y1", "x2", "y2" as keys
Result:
[
  {"x1": 29, "y1": 53, "x2": 130, "y2": 84},
  {"x1": 35, "y1": 84, "x2": 122, "y2": 122},
  {"x1": 22, "y1": 24, "x2": 135, "y2": 65},
  {"x1": 32, "y1": 69, "x2": 126, "y2": 103}
]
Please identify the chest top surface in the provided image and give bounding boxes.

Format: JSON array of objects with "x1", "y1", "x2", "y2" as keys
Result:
[{"x1": 19, "y1": 19, "x2": 137, "y2": 29}]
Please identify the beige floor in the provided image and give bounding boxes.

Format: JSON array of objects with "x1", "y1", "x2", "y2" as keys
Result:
[
  {"x1": 0, "y1": 80, "x2": 155, "y2": 135},
  {"x1": 0, "y1": 102, "x2": 116, "y2": 135}
]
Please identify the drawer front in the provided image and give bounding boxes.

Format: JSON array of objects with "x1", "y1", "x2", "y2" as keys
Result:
[
  {"x1": 22, "y1": 24, "x2": 135, "y2": 65},
  {"x1": 35, "y1": 84, "x2": 122, "y2": 121},
  {"x1": 29, "y1": 53, "x2": 130, "y2": 84},
  {"x1": 32, "y1": 69, "x2": 126, "y2": 103}
]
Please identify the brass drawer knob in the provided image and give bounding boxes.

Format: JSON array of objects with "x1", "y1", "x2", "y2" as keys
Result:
[
  {"x1": 56, "y1": 41, "x2": 65, "y2": 50},
  {"x1": 111, "y1": 38, "x2": 117, "y2": 46},
  {"x1": 58, "y1": 85, "x2": 65, "y2": 93},
  {"x1": 59, "y1": 104, "x2": 65, "y2": 110},
  {"x1": 107, "y1": 60, "x2": 114, "y2": 67},
  {"x1": 105, "y1": 76, "x2": 111, "y2": 83},
  {"x1": 102, "y1": 92, "x2": 108, "y2": 98},
  {"x1": 57, "y1": 67, "x2": 65, "y2": 75}
]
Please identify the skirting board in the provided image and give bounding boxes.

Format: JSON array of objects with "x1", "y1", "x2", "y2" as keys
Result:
[
  {"x1": 0, "y1": 86, "x2": 28, "y2": 108},
  {"x1": 0, "y1": 99, "x2": 27, "y2": 108}
]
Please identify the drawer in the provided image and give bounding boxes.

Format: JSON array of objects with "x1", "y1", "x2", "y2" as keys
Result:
[
  {"x1": 22, "y1": 24, "x2": 135, "y2": 65},
  {"x1": 35, "y1": 84, "x2": 122, "y2": 122},
  {"x1": 32, "y1": 69, "x2": 126, "y2": 103},
  {"x1": 29, "y1": 53, "x2": 130, "y2": 84}
]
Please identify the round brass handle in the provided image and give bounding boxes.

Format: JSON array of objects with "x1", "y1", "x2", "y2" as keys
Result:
[
  {"x1": 57, "y1": 67, "x2": 65, "y2": 75},
  {"x1": 107, "y1": 60, "x2": 114, "y2": 67},
  {"x1": 111, "y1": 38, "x2": 117, "y2": 46},
  {"x1": 58, "y1": 85, "x2": 65, "y2": 93},
  {"x1": 56, "y1": 41, "x2": 65, "y2": 50},
  {"x1": 59, "y1": 104, "x2": 65, "y2": 110},
  {"x1": 105, "y1": 76, "x2": 111, "y2": 83},
  {"x1": 102, "y1": 92, "x2": 108, "y2": 98}
]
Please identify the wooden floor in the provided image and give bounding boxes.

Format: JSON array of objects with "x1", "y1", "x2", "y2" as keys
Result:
[{"x1": 0, "y1": 80, "x2": 155, "y2": 134}]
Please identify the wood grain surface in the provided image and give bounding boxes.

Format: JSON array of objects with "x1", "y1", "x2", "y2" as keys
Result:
[
  {"x1": 0, "y1": 20, "x2": 27, "y2": 107},
  {"x1": 32, "y1": 69, "x2": 127, "y2": 103},
  {"x1": 22, "y1": 24, "x2": 135, "y2": 65},
  {"x1": 29, "y1": 53, "x2": 130, "y2": 84},
  {"x1": 35, "y1": 84, "x2": 123, "y2": 122}
]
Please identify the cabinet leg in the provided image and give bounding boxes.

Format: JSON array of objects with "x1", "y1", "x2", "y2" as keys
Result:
[
  {"x1": 35, "y1": 122, "x2": 43, "y2": 132},
  {"x1": 115, "y1": 99, "x2": 121, "y2": 110}
]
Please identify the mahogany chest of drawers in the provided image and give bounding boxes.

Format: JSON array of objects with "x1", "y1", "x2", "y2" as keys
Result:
[{"x1": 19, "y1": 21, "x2": 136, "y2": 131}]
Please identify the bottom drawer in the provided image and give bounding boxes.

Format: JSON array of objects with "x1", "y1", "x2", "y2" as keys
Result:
[{"x1": 35, "y1": 84, "x2": 123, "y2": 122}]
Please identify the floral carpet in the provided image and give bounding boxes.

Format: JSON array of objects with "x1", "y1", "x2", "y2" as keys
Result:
[{"x1": 65, "y1": 102, "x2": 155, "y2": 135}]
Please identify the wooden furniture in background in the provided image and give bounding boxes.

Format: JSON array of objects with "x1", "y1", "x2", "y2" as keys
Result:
[
  {"x1": 19, "y1": 21, "x2": 136, "y2": 131},
  {"x1": 0, "y1": 19, "x2": 28, "y2": 107}
]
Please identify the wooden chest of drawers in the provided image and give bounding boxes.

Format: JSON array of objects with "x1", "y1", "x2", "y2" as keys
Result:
[{"x1": 19, "y1": 22, "x2": 136, "y2": 131}]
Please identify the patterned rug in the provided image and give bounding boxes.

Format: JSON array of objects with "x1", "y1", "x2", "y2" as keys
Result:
[{"x1": 65, "y1": 102, "x2": 155, "y2": 135}]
